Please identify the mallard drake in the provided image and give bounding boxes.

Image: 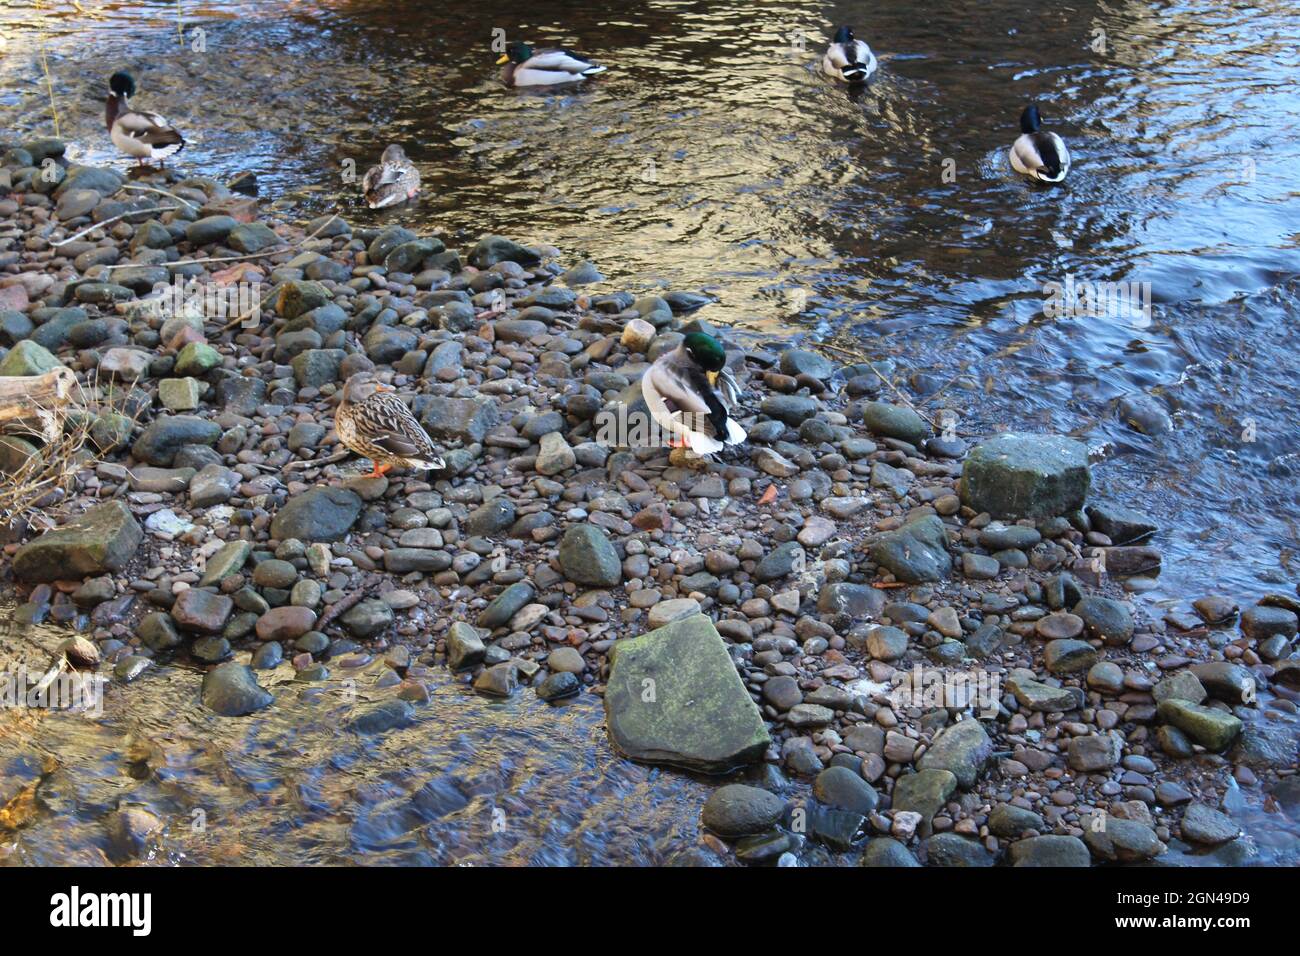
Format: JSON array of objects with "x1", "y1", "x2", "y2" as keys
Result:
[
  {"x1": 497, "y1": 41, "x2": 606, "y2": 87},
  {"x1": 334, "y1": 376, "x2": 445, "y2": 478},
  {"x1": 642, "y1": 333, "x2": 746, "y2": 455},
  {"x1": 362, "y1": 144, "x2": 421, "y2": 210},
  {"x1": 822, "y1": 26, "x2": 877, "y2": 84},
  {"x1": 1009, "y1": 104, "x2": 1071, "y2": 183},
  {"x1": 105, "y1": 71, "x2": 184, "y2": 168}
]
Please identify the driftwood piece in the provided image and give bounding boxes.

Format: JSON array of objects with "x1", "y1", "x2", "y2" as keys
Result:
[{"x1": 0, "y1": 368, "x2": 79, "y2": 441}]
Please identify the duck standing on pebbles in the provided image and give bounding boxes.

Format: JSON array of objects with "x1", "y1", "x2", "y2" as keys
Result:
[
  {"x1": 1009, "y1": 104, "x2": 1071, "y2": 183},
  {"x1": 497, "y1": 41, "x2": 607, "y2": 87},
  {"x1": 362, "y1": 144, "x2": 421, "y2": 209},
  {"x1": 334, "y1": 375, "x2": 445, "y2": 478},
  {"x1": 642, "y1": 333, "x2": 746, "y2": 455},
  {"x1": 105, "y1": 71, "x2": 185, "y2": 169}
]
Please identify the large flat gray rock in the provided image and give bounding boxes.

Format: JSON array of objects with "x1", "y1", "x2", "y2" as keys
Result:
[
  {"x1": 959, "y1": 433, "x2": 1090, "y2": 519},
  {"x1": 13, "y1": 500, "x2": 142, "y2": 582},
  {"x1": 605, "y1": 614, "x2": 770, "y2": 773}
]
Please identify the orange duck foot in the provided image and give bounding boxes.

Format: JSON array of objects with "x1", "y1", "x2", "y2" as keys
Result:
[{"x1": 366, "y1": 462, "x2": 393, "y2": 479}]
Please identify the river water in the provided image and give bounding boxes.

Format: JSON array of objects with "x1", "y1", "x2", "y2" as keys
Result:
[{"x1": 1, "y1": 0, "x2": 1298, "y2": 865}]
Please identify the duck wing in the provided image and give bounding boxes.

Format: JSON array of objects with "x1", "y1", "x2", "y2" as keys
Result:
[
  {"x1": 115, "y1": 109, "x2": 185, "y2": 149},
  {"x1": 526, "y1": 48, "x2": 603, "y2": 75},
  {"x1": 1029, "y1": 132, "x2": 1066, "y2": 177},
  {"x1": 362, "y1": 164, "x2": 390, "y2": 193},
  {"x1": 355, "y1": 393, "x2": 439, "y2": 460},
  {"x1": 1012, "y1": 132, "x2": 1068, "y2": 180},
  {"x1": 651, "y1": 359, "x2": 730, "y2": 438},
  {"x1": 716, "y1": 365, "x2": 744, "y2": 409}
]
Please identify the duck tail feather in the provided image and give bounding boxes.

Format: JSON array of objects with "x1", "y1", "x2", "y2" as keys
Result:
[{"x1": 686, "y1": 431, "x2": 725, "y2": 455}]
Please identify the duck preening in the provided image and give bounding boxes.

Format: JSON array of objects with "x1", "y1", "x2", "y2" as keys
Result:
[
  {"x1": 497, "y1": 41, "x2": 606, "y2": 87},
  {"x1": 105, "y1": 71, "x2": 185, "y2": 168},
  {"x1": 642, "y1": 333, "x2": 746, "y2": 455},
  {"x1": 822, "y1": 26, "x2": 877, "y2": 84},
  {"x1": 362, "y1": 144, "x2": 421, "y2": 209},
  {"x1": 1009, "y1": 103, "x2": 1071, "y2": 183},
  {"x1": 335, "y1": 376, "x2": 445, "y2": 478}
]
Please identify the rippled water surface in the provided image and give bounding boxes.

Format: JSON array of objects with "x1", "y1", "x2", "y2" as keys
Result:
[
  {"x1": 2, "y1": 0, "x2": 1299, "y2": 865},
  {"x1": 1, "y1": 608, "x2": 720, "y2": 865},
  {"x1": 6, "y1": 0, "x2": 1298, "y2": 595}
]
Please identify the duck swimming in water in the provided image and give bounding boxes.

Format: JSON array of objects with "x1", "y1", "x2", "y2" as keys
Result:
[
  {"x1": 642, "y1": 333, "x2": 746, "y2": 455},
  {"x1": 105, "y1": 71, "x2": 185, "y2": 169},
  {"x1": 362, "y1": 144, "x2": 421, "y2": 209},
  {"x1": 1009, "y1": 103, "x2": 1071, "y2": 183},
  {"x1": 821, "y1": 26, "x2": 877, "y2": 84},
  {"x1": 497, "y1": 41, "x2": 606, "y2": 87}
]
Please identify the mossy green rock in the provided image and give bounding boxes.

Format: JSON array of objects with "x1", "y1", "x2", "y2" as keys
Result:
[
  {"x1": 90, "y1": 411, "x2": 134, "y2": 453},
  {"x1": 605, "y1": 613, "x2": 771, "y2": 772},
  {"x1": 916, "y1": 718, "x2": 992, "y2": 789},
  {"x1": 227, "y1": 222, "x2": 280, "y2": 254},
  {"x1": 0, "y1": 339, "x2": 62, "y2": 376},
  {"x1": 199, "y1": 540, "x2": 252, "y2": 587},
  {"x1": 861, "y1": 401, "x2": 930, "y2": 445},
  {"x1": 201, "y1": 662, "x2": 273, "y2": 717},
  {"x1": 558, "y1": 524, "x2": 621, "y2": 587},
  {"x1": 869, "y1": 514, "x2": 951, "y2": 583},
  {"x1": 1157, "y1": 699, "x2": 1243, "y2": 752},
  {"x1": 158, "y1": 377, "x2": 202, "y2": 411},
  {"x1": 0, "y1": 435, "x2": 39, "y2": 474},
  {"x1": 701, "y1": 784, "x2": 785, "y2": 837},
  {"x1": 1009, "y1": 835, "x2": 1091, "y2": 867},
  {"x1": 1084, "y1": 815, "x2": 1165, "y2": 862},
  {"x1": 13, "y1": 500, "x2": 142, "y2": 582},
  {"x1": 959, "y1": 432, "x2": 1090, "y2": 519},
  {"x1": 174, "y1": 342, "x2": 221, "y2": 377},
  {"x1": 890, "y1": 769, "x2": 957, "y2": 828},
  {"x1": 274, "y1": 280, "x2": 332, "y2": 320}
]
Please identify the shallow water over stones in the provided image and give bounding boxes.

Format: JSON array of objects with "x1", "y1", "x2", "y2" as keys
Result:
[{"x1": 0, "y1": 606, "x2": 721, "y2": 866}]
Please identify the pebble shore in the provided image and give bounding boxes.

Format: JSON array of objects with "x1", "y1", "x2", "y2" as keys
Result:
[{"x1": 1, "y1": 140, "x2": 1298, "y2": 866}]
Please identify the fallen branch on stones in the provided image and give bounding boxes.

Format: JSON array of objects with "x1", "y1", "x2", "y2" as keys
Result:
[
  {"x1": 0, "y1": 409, "x2": 91, "y2": 532},
  {"x1": 283, "y1": 450, "x2": 350, "y2": 471},
  {"x1": 214, "y1": 213, "x2": 345, "y2": 333},
  {"x1": 53, "y1": 206, "x2": 181, "y2": 248},
  {"x1": 817, "y1": 340, "x2": 939, "y2": 430},
  {"x1": 0, "y1": 370, "x2": 142, "y2": 531},
  {"x1": 117, "y1": 182, "x2": 199, "y2": 212},
  {"x1": 316, "y1": 586, "x2": 369, "y2": 631},
  {"x1": 0, "y1": 367, "x2": 78, "y2": 442}
]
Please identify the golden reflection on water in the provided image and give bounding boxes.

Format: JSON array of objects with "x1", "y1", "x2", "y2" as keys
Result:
[{"x1": 2, "y1": 0, "x2": 1300, "y2": 864}]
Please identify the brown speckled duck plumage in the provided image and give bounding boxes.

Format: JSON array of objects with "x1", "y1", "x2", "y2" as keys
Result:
[{"x1": 335, "y1": 378, "x2": 445, "y2": 477}]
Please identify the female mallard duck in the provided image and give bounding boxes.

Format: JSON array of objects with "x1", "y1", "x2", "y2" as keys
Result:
[
  {"x1": 335, "y1": 375, "x2": 445, "y2": 477},
  {"x1": 105, "y1": 71, "x2": 184, "y2": 168},
  {"x1": 642, "y1": 333, "x2": 746, "y2": 455},
  {"x1": 362, "y1": 144, "x2": 421, "y2": 210},
  {"x1": 822, "y1": 26, "x2": 877, "y2": 84},
  {"x1": 1009, "y1": 104, "x2": 1071, "y2": 183},
  {"x1": 497, "y1": 41, "x2": 606, "y2": 87}
]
